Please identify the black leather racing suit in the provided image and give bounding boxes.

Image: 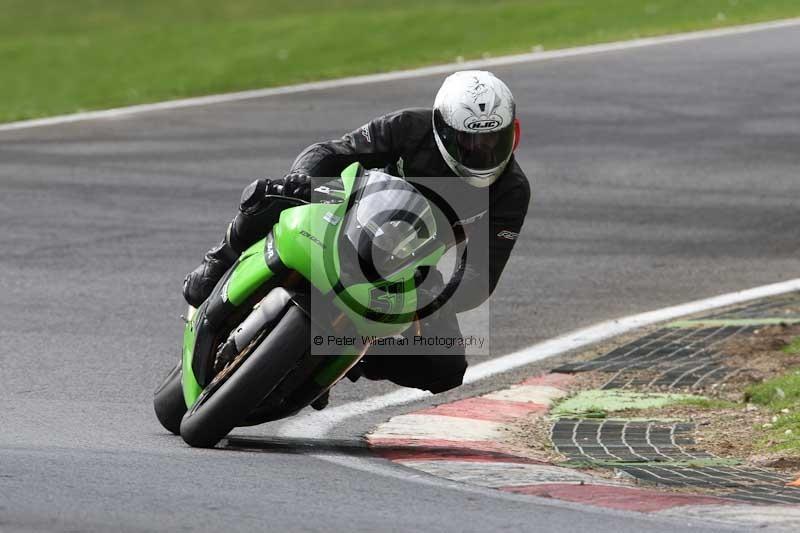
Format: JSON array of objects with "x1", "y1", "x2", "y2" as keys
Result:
[{"x1": 287, "y1": 107, "x2": 531, "y2": 393}]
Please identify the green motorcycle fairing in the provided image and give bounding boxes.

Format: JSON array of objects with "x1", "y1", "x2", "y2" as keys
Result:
[
  {"x1": 181, "y1": 308, "x2": 201, "y2": 405},
  {"x1": 182, "y1": 163, "x2": 446, "y2": 408}
]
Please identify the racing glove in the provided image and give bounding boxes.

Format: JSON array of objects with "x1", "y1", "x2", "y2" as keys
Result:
[{"x1": 281, "y1": 172, "x2": 311, "y2": 200}]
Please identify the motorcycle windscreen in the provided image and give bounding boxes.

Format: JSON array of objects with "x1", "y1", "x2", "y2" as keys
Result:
[{"x1": 342, "y1": 172, "x2": 438, "y2": 281}]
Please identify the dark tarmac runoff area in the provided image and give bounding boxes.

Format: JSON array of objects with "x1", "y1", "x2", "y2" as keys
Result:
[{"x1": 1, "y1": 23, "x2": 799, "y2": 532}]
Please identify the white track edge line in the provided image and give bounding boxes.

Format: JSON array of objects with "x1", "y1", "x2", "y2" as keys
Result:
[
  {"x1": 277, "y1": 278, "x2": 800, "y2": 439},
  {"x1": 3, "y1": 17, "x2": 800, "y2": 133}
]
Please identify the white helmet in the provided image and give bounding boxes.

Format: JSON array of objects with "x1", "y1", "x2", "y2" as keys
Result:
[{"x1": 433, "y1": 70, "x2": 517, "y2": 188}]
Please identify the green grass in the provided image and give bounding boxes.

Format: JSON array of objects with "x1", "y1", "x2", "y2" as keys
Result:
[
  {"x1": 746, "y1": 366, "x2": 800, "y2": 453},
  {"x1": 748, "y1": 368, "x2": 800, "y2": 411},
  {"x1": 3, "y1": 0, "x2": 800, "y2": 123},
  {"x1": 784, "y1": 336, "x2": 800, "y2": 354}
]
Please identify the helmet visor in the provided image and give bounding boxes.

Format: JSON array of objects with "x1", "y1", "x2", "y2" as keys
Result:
[{"x1": 434, "y1": 110, "x2": 515, "y2": 171}]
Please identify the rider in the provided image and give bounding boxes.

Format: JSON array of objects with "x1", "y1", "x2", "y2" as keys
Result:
[{"x1": 183, "y1": 70, "x2": 531, "y2": 396}]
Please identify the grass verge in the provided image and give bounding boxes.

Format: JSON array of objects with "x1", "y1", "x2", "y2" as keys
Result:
[
  {"x1": 746, "y1": 347, "x2": 800, "y2": 455},
  {"x1": 784, "y1": 336, "x2": 800, "y2": 355},
  {"x1": 3, "y1": 0, "x2": 800, "y2": 123}
]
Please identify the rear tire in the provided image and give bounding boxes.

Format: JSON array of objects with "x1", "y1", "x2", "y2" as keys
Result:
[
  {"x1": 153, "y1": 362, "x2": 186, "y2": 435},
  {"x1": 179, "y1": 305, "x2": 309, "y2": 448}
]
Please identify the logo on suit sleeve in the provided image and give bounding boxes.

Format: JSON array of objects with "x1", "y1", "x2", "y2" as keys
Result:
[
  {"x1": 496, "y1": 230, "x2": 519, "y2": 240},
  {"x1": 360, "y1": 125, "x2": 372, "y2": 144}
]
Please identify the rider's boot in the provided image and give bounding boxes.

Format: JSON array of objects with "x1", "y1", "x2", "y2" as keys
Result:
[
  {"x1": 182, "y1": 178, "x2": 293, "y2": 307},
  {"x1": 182, "y1": 237, "x2": 239, "y2": 307}
]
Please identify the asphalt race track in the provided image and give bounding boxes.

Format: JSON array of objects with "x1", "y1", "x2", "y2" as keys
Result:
[{"x1": 2, "y1": 25, "x2": 800, "y2": 532}]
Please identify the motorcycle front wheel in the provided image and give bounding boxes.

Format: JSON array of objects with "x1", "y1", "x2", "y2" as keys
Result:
[
  {"x1": 153, "y1": 361, "x2": 186, "y2": 435},
  {"x1": 179, "y1": 304, "x2": 309, "y2": 448}
]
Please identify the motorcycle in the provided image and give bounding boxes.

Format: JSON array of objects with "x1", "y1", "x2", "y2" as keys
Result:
[{"x1": 154, "y1": 162, "x2": 459, "y2": 447}]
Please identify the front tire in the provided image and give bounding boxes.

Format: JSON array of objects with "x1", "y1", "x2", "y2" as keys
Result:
[
  {"x1": 179, "y1": 305, "x2": 309, "y2": 448},
  {"x1": 153, "y1": 362, "x2": 187, "y2": 435}
]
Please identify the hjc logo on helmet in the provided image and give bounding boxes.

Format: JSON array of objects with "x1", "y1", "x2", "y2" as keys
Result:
[{"x1": 465, "y1": 118, "x2": 501, "y2": 131}]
